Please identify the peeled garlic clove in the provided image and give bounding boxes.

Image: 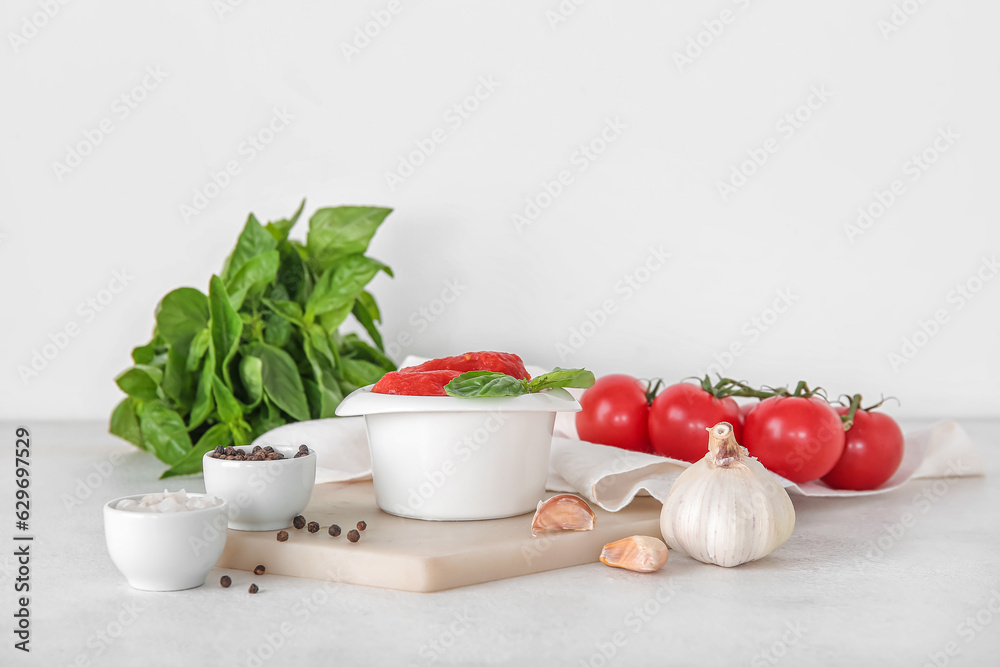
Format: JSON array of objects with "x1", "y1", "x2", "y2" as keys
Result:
[
  {"x1": 600, "y1": 535, "x2": 668, "y2": 573},
  {"x1": 531, "y1": 494, "x2": 597, "y2": 536}
]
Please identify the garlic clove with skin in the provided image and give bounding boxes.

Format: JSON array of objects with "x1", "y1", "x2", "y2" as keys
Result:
[
  {"x1": 531, "y1": 494, "x2": 597, "y2": 536},
  {"x1": 600, "y1": 535, "x2": 668, "y2": 573},
  {"x1": 659, "y1": 421, "x2": 795, "y2": 567}
]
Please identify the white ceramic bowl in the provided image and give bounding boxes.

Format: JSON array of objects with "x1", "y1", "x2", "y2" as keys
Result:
[
  {"x1": 336, "y1": 386, "x2": 581, "y2": 521},
  {"x1": 104, "y1": 493, "x2": 228, "y2": 591},
  {"x1": 202, "y1": 446, "x2": 317, "y2": 531}
]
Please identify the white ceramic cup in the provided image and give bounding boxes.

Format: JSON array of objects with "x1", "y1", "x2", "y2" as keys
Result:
[
  {"x1": 104, "y1": 493, "x2": 228, "y2": 592},
  {"x1": 202, "y1": 446, "x2": 317, "y2": 531},
  {"x1": 336, "y1": 387, "x2": 581, "y2": 521}
]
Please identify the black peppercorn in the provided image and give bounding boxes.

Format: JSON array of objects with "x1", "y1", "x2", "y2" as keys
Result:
[
  {"x1": 328, "y1": 524, "x2": 341, "y2": 537},
  {"x1": 220, "y1": 575, "x2": 231, "y2": 588},
  {"x1": 277, "y1": 530, "x2": 289, "y2": 542},
  {"x1": 347, "y1": 530, "x2": 360, "y2": 543},
  {"x1": 248, "y1": 583, "x2": 259, "y2": 594},
  {"x1": 254, "y1": 564, "x2": 265, "y2": 576},
  {"x1": 356, "y1": 521, "x2": 367, "y2": 531},
  {"x1": 293, "y1": 515, "x2": 306, "y2": 529},
  {"x1": 307, "y1": 522, "x2": 320, "y2": 533},
  {"x1": 298, "y1": 444, "x2": 309, "y2": 454}
]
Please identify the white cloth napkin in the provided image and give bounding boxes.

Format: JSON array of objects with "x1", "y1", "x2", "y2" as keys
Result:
[{"x1": 251, "y1": 358, "x2": 985, "y2": 511}]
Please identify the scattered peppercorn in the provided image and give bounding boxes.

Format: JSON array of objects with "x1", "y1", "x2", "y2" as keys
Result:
[
  {"x1": 220, "y1": 575, "x2": 232, "y2": 588},
  {"x1": 248, "y1": 583, "x2": 259, "y2": 594},
  {"x1": 356, "y1": 520, "x2": 367, "y2": 531},
  {"x1": 347, "y1": 529, "x2": 360, "y2": 543},
  {"x1": 328, "y1": 524, "x2": 341, "y2": 537},
  {"x1": 293, "y1": 515, "x2": 306, "y2": 529},
  {"x1": 254, "y1": 564, "x2": 266, "y2": 576},
  {"x1": 307, "y1": 522, "x2": 320, "y2": 533},
  {"x1": 277, "y1": 530, "x2": 289, "y2": 542}
]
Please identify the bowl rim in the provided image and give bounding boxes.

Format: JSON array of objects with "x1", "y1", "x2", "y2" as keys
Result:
[
  {"x1": 335, "y1": 384, "x2": 582, "y2": 417},
  {"x1": 105, "y1": 491, "x2": 227, "y2": 516}
]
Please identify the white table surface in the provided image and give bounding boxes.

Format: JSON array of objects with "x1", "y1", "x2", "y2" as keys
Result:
[{"x1": 3, "y1": 419, "x2": 998, "y2": 667}]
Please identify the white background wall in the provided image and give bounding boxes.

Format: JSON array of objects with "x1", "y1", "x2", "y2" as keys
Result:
[{"x1": 2, "y1": 0, "x2": 998, "y2": 421}]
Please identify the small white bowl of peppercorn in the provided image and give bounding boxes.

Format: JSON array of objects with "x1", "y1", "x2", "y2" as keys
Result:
[{"x1": 202, "y1": 444, "x2": 317, "y2": 531}]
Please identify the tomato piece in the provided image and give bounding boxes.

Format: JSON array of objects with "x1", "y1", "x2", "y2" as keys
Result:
[
  {"x1": 742, "y1": 396, "x2": 845, "y2": 483},
  {"x1": 575, "y1": 374, "x2": 651, "y2": 453},
  {"x1": 821, "y1": 408, "x2": 905, "y2": 490},
  {"x1": 401, "y1": 351, "x2": 530, "y2": 380},
  {"x1": 371, "y1": 370, "x2": 463, "y2": 396},
  {"x1": 648, "y1": 383, "x2": 744, "y2": 463}
]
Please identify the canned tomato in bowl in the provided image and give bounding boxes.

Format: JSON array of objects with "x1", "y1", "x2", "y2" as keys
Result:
[{"x1": 335, "y1": 386, "x2": 581, "y2": 521}]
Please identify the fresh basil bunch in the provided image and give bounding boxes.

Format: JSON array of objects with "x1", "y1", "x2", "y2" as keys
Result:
[{"x1": 110, "y1": 201, "x2": 397, "y2": 478}]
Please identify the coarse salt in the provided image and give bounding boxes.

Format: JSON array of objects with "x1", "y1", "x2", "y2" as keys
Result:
[{"x1": 115, "y1": 489, "x2": 221, "y2": 513}]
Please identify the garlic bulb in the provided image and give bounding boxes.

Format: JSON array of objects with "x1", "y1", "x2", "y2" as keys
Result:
[{"x1": 659, "y1": 422, "x2": 794, "y2": 567}]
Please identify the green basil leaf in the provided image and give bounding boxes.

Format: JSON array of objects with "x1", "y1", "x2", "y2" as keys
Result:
[
  {"x1": 221, "y1": 213, "x2": 277, "y2": 281},
  {"x1": 265, "y1": 198, "x2": 305, "y2": 242},
  {"x1": 160, "y1": 423, "x2": 232, "y2": 479},
  {"x1": 245, "y1": 343, "x2": 311, "y2": 421},
  {"x1": 186, "y1": 328, "x2": 211, "y2": 372},
  {"x1": 306, "y1": 206, "x2": 392, "y2": 271},
  {"x1": 189, "y1": 342, "x2": 215, "y2": 430},
  {"x1": 445, "y1": 371, "x2": 529, "y2": 398},
  {"x1": 225, "y1": 250, "x2": 280, "y2": 310},
  {"x1": 265, "y1": 299, "x2": 304, "y2": 324},
  {"x1": 352, "y1": 296, "x2": 383, "y2": 351},
  {"x1": 115, "y1": 365, "x2": 163, "y2": 401},
  {"x1": 209, "y1": 275, "x2": 242, "y2": 385},
  {"x1": 341, "y1": 358, "x2": 388, "y2": 387},
  {"x1": 341, "y1": 338, "x2": 396, "y2": 372},
  {"x1": 161, "y1": 345, "x2": 196, "y2": 408},
  {"x1": 303, "y1": 377, "x2": 342, "y2": 419},
  {"x1": 275, "y1": 240, "x2": 309, "y2": 304},
  {"x1": 239, "y1": 355, "x2": 264, "y2": 408},
  {"x1": 138, "y1": 402, "x2": 192, "y2": 465},
  {"x1": 155, "y1": 288, "x2": 209, "y2": 348},
  {"x1": 305, "y1": 254, "x2": 390, "y2": 321},
  {"x1": 528, "y1": 368, "x2": 596, "y2": 393},
  {"x1": 110, "y1": 397, "x2": 147, "y2": 451},
  {"x1": 263, "y1": 312, "x2": 292, "y2": 347},
  {"x1": 131, "y1": 334, "x2": 161, "y2": 364},
  {"x1": 212, "y1": 374, "x2": 243, "y2": 426}
]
